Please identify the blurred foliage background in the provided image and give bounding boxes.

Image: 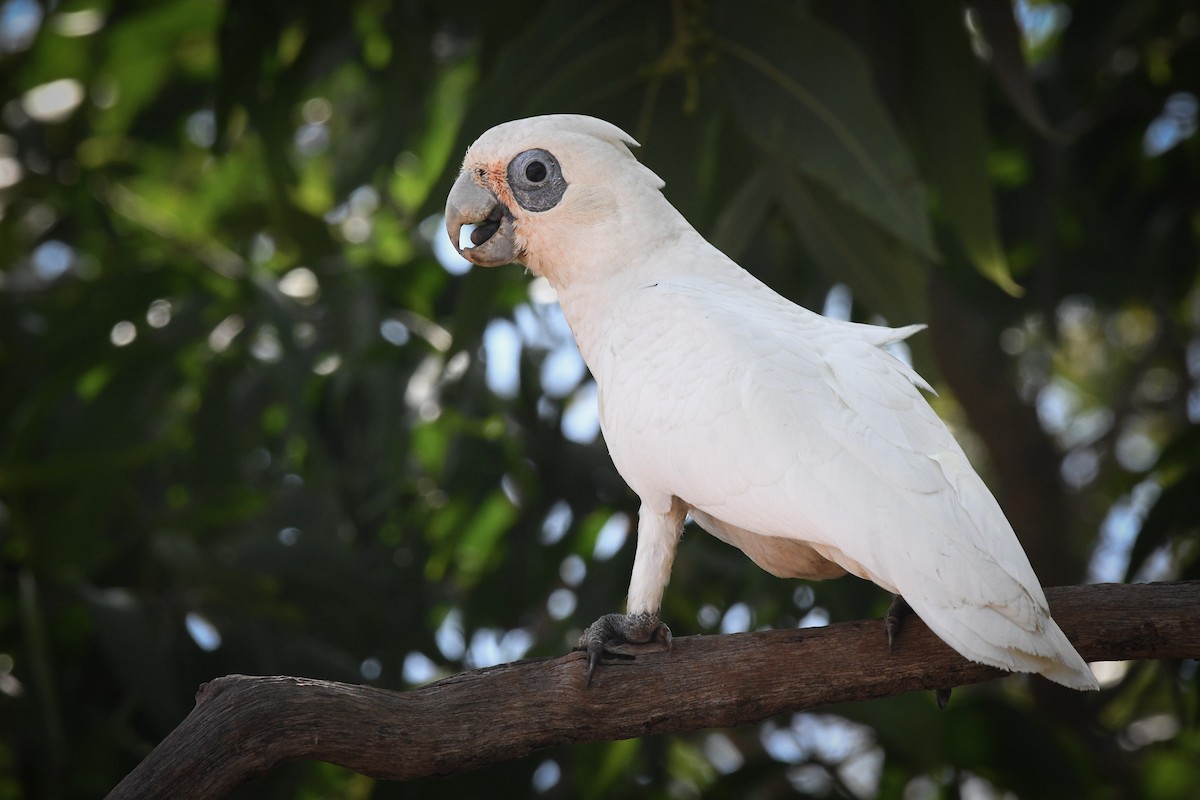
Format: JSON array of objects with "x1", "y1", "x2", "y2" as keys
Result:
[{"x1": 1, "y1": 0, "x2": 1198, "y2": 797}]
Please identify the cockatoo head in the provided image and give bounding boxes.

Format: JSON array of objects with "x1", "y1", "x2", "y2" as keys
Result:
[{"x1": 445, "y1": 115, "x2": 665, "y2": 282}]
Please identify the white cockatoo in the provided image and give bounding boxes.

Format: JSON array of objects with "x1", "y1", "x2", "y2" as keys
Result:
[{"x1": 444, "y1": 114, "x2": 1098, "y2": 691}]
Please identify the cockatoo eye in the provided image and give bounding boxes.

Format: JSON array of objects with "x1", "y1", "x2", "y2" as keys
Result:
[
  {"x1": 525, "y1": 160, "x2": 547, "y2": 182},
  {"x1": 507, "y1": 148, "x2": 567, "y2": 212}
]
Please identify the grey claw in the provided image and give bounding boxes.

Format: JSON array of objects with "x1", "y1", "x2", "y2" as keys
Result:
[
  {"x1": 576, "y1": 611, "x2": 670, "y2": 686},
  {"x1": 585, "y1": 641, "x2": 604, "y2": 687},
  {"x1": 885, "y1": 594, "x2": 911, "y2": 652}
]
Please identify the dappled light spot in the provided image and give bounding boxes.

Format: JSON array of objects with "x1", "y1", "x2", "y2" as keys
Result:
[
  {"x1": 399, "y1": 310, "x2": 452, "y2": 351},
  {"x1": 31, "y1": 240, "x2": 73, "y2": 281},
  {"x1": 558, "y1": 554, "x2": 585, "y2": 587},
  {"x1": 561, "y1": 380, "x2": 599, "y2": 444},
  {"x1": 1037, "y1": 378, "x2": 1078, "y2": 436},
  {"x1": 435, "y1": 608, "x2": 465, "y2": 661},
  {"x1": 539, "y1": 500, "x2": 572, "y2": 545},
  {"x1": 0, "y1": 148, "x2": 20, "y2": 190},
  {"x1": 302, "y1": 97, "x2": 332, "y2": 124},
  {"x1": 1061, "y1": 448, "x2": 1099, "y2": 489},
  {"x1": 527, "y1": 276, "x2": 557, "y2": 304},
  {"x1": 465, "y1": 627, "x2": 533, "y2": 669},
  {"x1": 0, "y1": 652, "x2": 22, "y2": 698},
  {"x1": 720, "y1": 602, "x2": 752, "y2": 634},
  {"x1": 22, "y1": 78, "x2": 83, "y2": 123},
  {"x1": 798, "y1": 607, "x2": 829, "y2": 628},
  {"x1": 1115, "y1": 423, "x2": 1159, "y2": 472},
  {"x1": 500, "y1": 473, "x2": 522, "y2": 506},
  {"x1": 697, "y1": 604, "x2": 721, "y2": 629},
  {"x1": 109, "y1": 320, "x2": 136, "y2": 347},
  {"x1": 540, "y1": 345, "x2": 586, "y2": 398},
  {"x1": 359, "y1": 657, "x2": 382, "y2": 681},
  {"x1": 295, "y1": 122, "x2": 330, "y2": 157},
  {"x1": 547, "y1": 588, "x2": 575, "y2": 621},
  {"x1": 380, "y1": 318, "x2": 410, "y2": 346},
  {"x1": 1090, "y1": 660, "x2": 1130, "y2": 689},
  {"x1": 760, "y1": 720, "x2": 804, "y2": 764},
  {"x1": 1014, "y1": 0, "x2": 1071, "y2": 53},
  {"x1": 789, "y1": 765, "x2": 833, "y2": 795},
  {"x1": 277, "y1": 266, "x2": 319, "y2": 302},
  {"x1": 185, "y1": 110, "x2": 216, "y2": 148},
  {"x1": 1121, "y1": 713, "x2": 1181, "y2": 751},
  {"x1": 1143, "y1": 92, "x2": 1197, "y2": 157},
  {"x1": 207, "y1": 315, "x2": 244, "y2": 352},
  {"x1": 340, "y1": 214, "x2": 369, "y2": 243},
  {"x1": 312, "y1": 353, "x2": 341, "y2": 375},
  {"x1": 703, "y1": 733, "x2": 744, "y2": 775},
  {"x1": 532, "y1": 759, "x2": 561, "y2": 794},
  {"x1": 402, "y1": 652, "x2": 439, "y2": 686},
  {"x1": 483, "y1": 319, "x2": 520, "y2": 398},
  {"x1": 325, "y1": 186, "x2": 378, "y2": 241},
  {"x1": 250, "y1": 232, "x2": 276, "y2": 263},
  {"x1": 185, "y1": 612, "x2": 221, "y2": 652},
  {"x1": 592, "y1": 512, "x2": 628, "y2": 561},
  {"x1": 762, "y1": 713, "x2": 880, "y2": 799},
  {"x1": 278, "y1": 527, "x2": 300, "y2": 546},
  {"x1": 145, "y1": 298, "x2": 172, "y2": 328},
  {"x1": 0, "y1": 0, "x2": 42, "y2": 52},
  {"x1": 51, "y1": 9, "x2": 105, "y2": 37},
  {"x1": 513, "y1": 300, "x2": 574, "y2": 349},
  {"x1": 821, "y1": 283, "x2": 852, "y2": 321},
  {"x1": 444, "y1": 350, "x2": 470, "y2": 381},
  {"x1": 250, "y1": 325, "x2": 282, "y2": 363}
]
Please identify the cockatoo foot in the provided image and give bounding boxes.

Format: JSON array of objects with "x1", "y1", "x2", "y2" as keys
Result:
[
  {"x1": 885, "y1": 594, "x2": 954, "y2": 708},
  {"x1": 576, "y1": 611, "x2": 671, "y2": 686},
  {"x1": 884, "y1": 594, "x2": 911, "y2": 651}
]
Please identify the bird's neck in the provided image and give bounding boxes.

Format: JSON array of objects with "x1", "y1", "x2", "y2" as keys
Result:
[{"x1": 552, "y1": 233, "x2": 711, "y2": 373}]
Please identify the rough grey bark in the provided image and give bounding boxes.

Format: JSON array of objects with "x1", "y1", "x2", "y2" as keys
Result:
[{"x1": 108, "y1": 581, "x2": 1200, "y2": 800}]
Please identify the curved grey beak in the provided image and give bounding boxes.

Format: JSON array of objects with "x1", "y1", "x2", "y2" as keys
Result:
[{"x1": 445, "y1": 171, "x2": 518, "y2": 267}]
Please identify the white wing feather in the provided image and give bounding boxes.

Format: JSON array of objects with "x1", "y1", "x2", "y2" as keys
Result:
[{"x1": 594, "y1": 247, "x2": 1096, "y2": 689}]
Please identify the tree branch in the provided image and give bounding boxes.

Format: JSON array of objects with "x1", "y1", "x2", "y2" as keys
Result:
[{"x1": 108, "y1": 582, "x2": 1200, "y2": 799}]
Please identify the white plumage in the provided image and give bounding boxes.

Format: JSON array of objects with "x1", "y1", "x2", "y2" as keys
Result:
[{"x1": 445, "y1": 114, "x2": 1098, "y2": 690}]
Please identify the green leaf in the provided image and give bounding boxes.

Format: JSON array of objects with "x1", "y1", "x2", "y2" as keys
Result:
[
  {"x1": 456, "y1": 0, "x2": 662, "y2": 145},
  {"x1": 709, "y1": 167, "x2": 773, "y2": 262},
  {"x1": 454, "y1": 490, "x2": 519, "y2": 586},
  {"x1": 972, "y1": 0, "x2": 1062, "y2": 140},
  {"x1": 901, "y1": 0, "x2": 1022, "y2": 295},
  {"x1": 772, "y1": 168, "x2": 929, "y2": 326},
  {"x1": 715, "y1": 0, "x2": 937, "y2": 262}
]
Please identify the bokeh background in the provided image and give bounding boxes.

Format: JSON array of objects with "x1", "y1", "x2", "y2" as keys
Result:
[{"x1": 1, "y1": 0, "x2": 1198, "y2": 797}]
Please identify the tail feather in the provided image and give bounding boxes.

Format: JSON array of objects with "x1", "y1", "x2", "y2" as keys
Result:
[{"x1": 913, "y1": 600, "x2": 1099, "y2": 691}]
